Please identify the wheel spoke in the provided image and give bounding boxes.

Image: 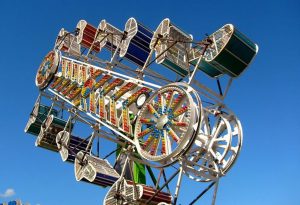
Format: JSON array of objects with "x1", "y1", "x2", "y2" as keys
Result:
[
  {"x1": 138, "y1": 126, "x2": 154, "y2": 138},
  {"x1": 171, "y1": 121, "x2": 188, "y2": 127},
  {"x1": 166, "y1": 125, "x2": 180, "y2": 143},
  {"x1": 230, "y1": 146, "x2": 238, "y2": 154},
  {"x1": 214, "y1": 133, "x2": 230, "y2": 142},
  {"x1": 142, "y1": 135, "x2": 154, "y2": 150},
  {"x1": 157, "y1": 93, "x2": 164, "y2": 115},
  {"x1": 212, "y1": 119, "x2": 226, "y2": 139},
  {"x1": 232, "y1": 126, "x2": 239, "y2": 135},
  {"x1": 216, "y1": 144, "x2": 228, "y2": 150},
  {"x1": 150, "y1": 137, "x2": 159, "y2": 155},
  {"x1": 164, "y1": 130, "x2": 172, "y2": 156},
  {"x1": 140, "y1": 118, "x2": 155, "y2": 124},
  {"x1": 203, "y1": 114, "x2": 211, "y2": 136},
  {"x1": 161, "y1": 134, "x2": 166, "y2": 155},
  {"x1": 209, "y1": 149, "x2": 218, "y2": 160},
  {"x1": 172, "y1": 105, "x2": 189, "y2": 119},
  {"x1": 165, "y1": 90, "x2": 174, "y2": 114},
  {"x1": 159, "y1": 130, "x2": 169, "y2": 155},
  {"x1": 147, "y1": 104, "x2": 160, "y2": 118},
  {"x1": 168, "y1": 93, "x2": 185, "y2": 114}
]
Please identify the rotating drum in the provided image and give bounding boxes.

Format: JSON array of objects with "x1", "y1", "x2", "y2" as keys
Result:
[
  {"x1": 24, "y1": 102, "x2": 58, "y2": 136},
  {"x1": 76, "y1": 20, "x2": 100, "y2": 53},
  {"x1": 190, "y1": 24, "x2": 258, "y2": 78},
  {"x1": 56, "y1": 131, "x2": 90, "y2": 163},
  {"x1": 74, "y1": 151, "x2": 120, "y2": 187},
  {"x1": 150, "y1": 18, "x2": 192, "y2": 77},
  {"x1": 55, "y1": 28, "x2": 81, "y2": 56},
  {"x1": 119, "y1": 18, "x2": 153, "y2": 67},
  {"x1": 97, "y1": 20, "x2": 123, "y2": 52}
]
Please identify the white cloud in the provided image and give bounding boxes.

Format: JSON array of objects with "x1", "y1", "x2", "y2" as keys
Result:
[{"x1": 0, "y1": 188, "x2": 16, "y2": 198}]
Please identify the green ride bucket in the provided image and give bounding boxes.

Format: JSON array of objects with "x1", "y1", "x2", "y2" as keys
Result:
[
  {"x1": 24, "y1": 102, "x2": 58, "y2": 136},
  {"x1": 190, "y1": 24, "x2": 258, "y2": 78}
]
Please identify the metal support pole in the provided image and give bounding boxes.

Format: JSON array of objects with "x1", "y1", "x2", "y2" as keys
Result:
[
  {"x1": 216, "y1": 78, "x2": 223, "y2": 96},
  {"x1": 211, "y1": 179, "x2": 219, "y2": 205},
  {"x1": 156, "y1": 169, "x2": 163, "y2": 189},
  {"x1": 146, "y1": 165, "x2": 158, "y2": 187},
  {"x1": 86, "y1": 131, "x2": 96, "y2": 152},
  {"x1": 188, "y1": 40, "x2": 212, "y2": 85},
  {"x1": 189, "y1": 181, "x2": 216, "y2": 205},
  {"x1": 70, "y1": 108, "x2": 95, "y2": 127},
  {"x1": 173, "y1": 167, "x2": 184, "y2": 205},
  {"x1": 42, "y1": 100, "x2": 56, "y2": 127},
  {"x1": 139, "y1": 49, "x2": 155, "y2": 73},
  {"x1": 106, "y1": 32, "x2": 128, "y2": 70},
  {"x1": 85, "y1": 30, "x2": 108, "y2": 58},
  {"x1": 139, "y1": 35, "x2": 161, "y2": 74},
  {"x1": 145, "y1": 169, "x2": 180, "y2": 204},
  {"x1": 54, "y1": 30, "x2": 77, "y2": 50},
  {"x1": 222, "y1": 78, "x2": 233, "y2": 100},
  {"x1": 138, "y1": 39, "x2": 177, "y2": 80},
  {"x1": 162, "y1": 169, "x2": 171, "y2": 194},
  {"x1": 63, "y1": 115, "x2": 73, "y2": 132},
  {"x1": 108, "y1": 42, "x2": 122, "y2": 69}
]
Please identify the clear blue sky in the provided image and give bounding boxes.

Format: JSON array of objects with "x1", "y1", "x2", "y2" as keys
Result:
[{"x1": 0, "y1": 0, "x2": 299, "y2": 204}]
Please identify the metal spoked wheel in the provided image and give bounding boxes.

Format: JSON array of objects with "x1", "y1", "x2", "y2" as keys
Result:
[
  {"x1": 134, "y1": 83, "x2": 202, "y2": 167},
  {"x1": 183, "y1": 107, "x2": 232, "y2": 181},
  {"x1": 183, "y1": 105, "x2": 243, "y2": 182},
  {"x1": 217, "y1": 106, "x2": 243, "y2": 174},
  {"x1": 35, "y1": 50, "x2": 60, "y2": 90}
]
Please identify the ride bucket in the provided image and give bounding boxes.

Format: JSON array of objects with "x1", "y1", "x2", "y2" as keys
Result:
[
  {"x1": 24, "y1": 102, "x2": 58, "y2": 136},
  {"x1": 119, "y1": 17, "x2": 153, "y2": 67}
]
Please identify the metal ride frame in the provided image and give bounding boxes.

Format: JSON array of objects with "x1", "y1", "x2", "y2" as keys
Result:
[{"x1": 27, "y1": 17, "x2": 258, "y2": 205}]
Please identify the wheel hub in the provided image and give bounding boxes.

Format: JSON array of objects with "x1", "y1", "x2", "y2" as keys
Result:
[{"x1": 156, "y1": 115, "x2": 169, "y2": 130}]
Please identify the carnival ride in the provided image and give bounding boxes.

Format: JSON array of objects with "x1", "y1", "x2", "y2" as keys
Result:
[{"x1": 25, "y1": 17, "x2": 258, "y2": 204}]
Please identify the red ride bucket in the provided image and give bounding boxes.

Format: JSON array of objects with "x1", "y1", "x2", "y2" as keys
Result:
[{"x1": 76, "y1": 20, "x2": 100, "y2": 52}]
